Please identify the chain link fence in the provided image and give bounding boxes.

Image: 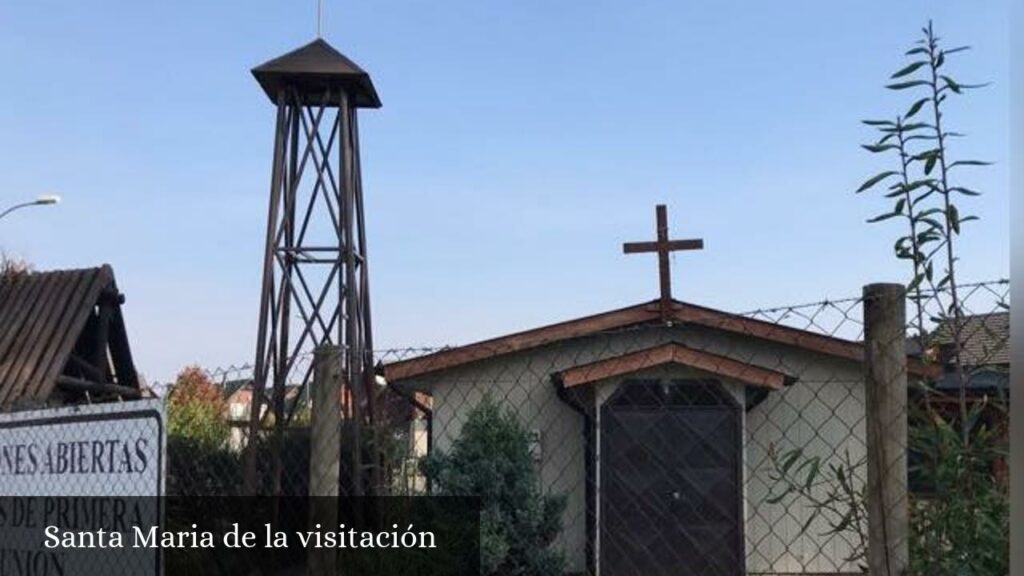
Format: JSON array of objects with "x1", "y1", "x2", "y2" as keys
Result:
[{"x1": 157, "y1": 279, "x2": 1008, "y2": 576}]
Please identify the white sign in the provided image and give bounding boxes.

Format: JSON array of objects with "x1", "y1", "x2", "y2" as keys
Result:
[{"x1": 0, "y1": 400, "x2": 166, "y2": 575}]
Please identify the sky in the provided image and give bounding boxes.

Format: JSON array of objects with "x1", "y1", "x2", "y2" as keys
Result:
[{"x1": 0, "y1": 1, "x2": 1012, "y2": 384}]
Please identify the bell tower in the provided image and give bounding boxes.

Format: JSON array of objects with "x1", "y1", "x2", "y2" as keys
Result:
[{"x1": 245, "y1": 39, "x2": 380, "y2": 494}]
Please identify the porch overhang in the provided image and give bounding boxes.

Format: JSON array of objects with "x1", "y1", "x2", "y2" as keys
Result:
[{"x1": 553, "y1": 342, "x2": 796, "y2": 390}]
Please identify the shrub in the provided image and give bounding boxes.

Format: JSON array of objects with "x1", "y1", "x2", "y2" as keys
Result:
[
  {"x1": 908, "y1": 405, "x2": 1008, "y2": 576},
  {"x1": 421, "y1": 396, "x2": 566, "y2": 576}
]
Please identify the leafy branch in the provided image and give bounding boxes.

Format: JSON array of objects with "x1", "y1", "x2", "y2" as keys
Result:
[
  {"x1": 766, "y1": 445, "x2": 868, "y2": 567},
  {"x1": 858, "y1": 117, "x2": 939, "y2": 340}
]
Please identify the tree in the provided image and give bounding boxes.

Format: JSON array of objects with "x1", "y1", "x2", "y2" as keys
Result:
[
  {"x1": 167, "y1": 366, "x2": 230, "y2": 449},
  {"x1": 0, "y1": 251, "x2": 32, "y2": 280},
  {"x1": 421, "y1": 396, "x2": 566, "y2": 576}
]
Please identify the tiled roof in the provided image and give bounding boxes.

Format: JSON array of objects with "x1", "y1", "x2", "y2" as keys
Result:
[{"x1": 932, "y1": 312, "x2": 1009, "y2": 366}]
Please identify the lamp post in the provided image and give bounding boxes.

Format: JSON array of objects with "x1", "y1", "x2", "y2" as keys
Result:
[{"x1": 0, "y1": 195, "x2": 60, "y2": 221}]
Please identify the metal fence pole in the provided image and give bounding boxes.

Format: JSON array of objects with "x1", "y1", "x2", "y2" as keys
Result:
[
  {"x1": 863, "y1": 283, "x2": 909, "y2": 576},
  {"x1": 309, "y1": 345, "x2": 341, "y2": 576}
]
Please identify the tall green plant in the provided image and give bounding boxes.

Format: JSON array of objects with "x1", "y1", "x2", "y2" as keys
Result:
[
  {"x1": 773, "y1": 22, "x2": 1007, "y2": 576},
  {"x1": 857, "y1": 21, "x2": 989, "y2": 441}
]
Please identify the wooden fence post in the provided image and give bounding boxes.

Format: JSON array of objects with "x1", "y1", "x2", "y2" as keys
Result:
[
  {"x1": 309, "y1": 345, "x2": 341, "y2": 576},
  {"x1": 863, "y1": 283, "x2": 909, "y2": 576}
]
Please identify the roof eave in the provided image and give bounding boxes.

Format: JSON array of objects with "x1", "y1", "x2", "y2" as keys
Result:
[
  {"x1": 554, "y1": 342, "x2": 794, "y2": 390},
  {"x1": 384, "y1": 298, "x2": 939, "y2": 382}
]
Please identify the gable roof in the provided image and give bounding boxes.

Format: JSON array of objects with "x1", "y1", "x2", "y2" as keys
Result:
[
  {"x1": 554, "y1": 342, "x2": 795, "y2": 390},
  {"x1": 385, "y1": 299, "x2": 938, "y2": 381},
  {"x1": 0, "y1": 265, "x2": 140, "y2": 409},
  {"x1": 931, "y1": 312, "x2": 1009, "y2": 366},
  {"x1": 252, "y1": 38, "x2": 381, "y2": 108}
]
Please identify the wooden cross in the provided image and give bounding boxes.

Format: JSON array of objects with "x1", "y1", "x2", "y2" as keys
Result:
[{"x1": 623, "y1": 204, "x2": 704, "y2": 321}]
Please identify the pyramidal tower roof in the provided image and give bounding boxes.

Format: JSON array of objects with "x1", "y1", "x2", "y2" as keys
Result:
[{"x1": 252, "y1": 38, "x2": 381, "y2": 108}]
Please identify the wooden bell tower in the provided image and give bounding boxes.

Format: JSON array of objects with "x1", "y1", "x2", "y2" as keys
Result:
[{"x1": 245, "y1": 39, "x2": 380, "y2": 494}]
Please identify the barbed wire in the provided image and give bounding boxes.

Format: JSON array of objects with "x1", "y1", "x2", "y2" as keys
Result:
[
  {"x1": 153, "y1": 278, "x2": 1012, "y2": 575},
  {"x1": 187, "y1": 279, "x2": 1007, "y2": 388}
]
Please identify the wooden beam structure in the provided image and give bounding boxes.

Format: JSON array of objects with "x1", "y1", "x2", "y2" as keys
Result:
[
  {"x1": 0, "y1": 265, "x2": 141, "y2": 409},
  {"x1": 556, "y1": 342, "x2": 794, "y2": 390},
  {"x1": 245, "y1": 38, "x2": 381, "y2": 496},
  {"x1": 56, "y1": 375, "x2": 142, "y2": 399}
]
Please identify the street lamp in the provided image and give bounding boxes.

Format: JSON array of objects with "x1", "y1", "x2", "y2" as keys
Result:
[{"x1": 0, "y1": 195, "x2": 61, "y2": 221}]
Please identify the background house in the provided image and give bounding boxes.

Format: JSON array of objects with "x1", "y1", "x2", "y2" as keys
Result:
[
  {"x1": 221, "y1": 380, "x2": 302, "y2": 451},
  {"x1": 929, "y1": 312, "x2": 1009, "y2": 395}
]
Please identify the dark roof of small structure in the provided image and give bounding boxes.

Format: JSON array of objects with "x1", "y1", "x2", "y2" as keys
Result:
[
  {"x1": 931, "y1": 312, "x2": 1009, "y2": 366},
  {"x1": 219, "y1": 377, "x2": 253, "y2": 398},
  {"x1": 252, "y1": 38, "x2": 381, "y2": 108},
  {"x1": 933, "y1": 368, "x2": 1009, "y2": 391},
  {"x1": 385, "y1": 299, "x2": 938, "y2": 382},
  {"x1": 0, "y1": 265, "x2": 140, "y2": 409}
]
